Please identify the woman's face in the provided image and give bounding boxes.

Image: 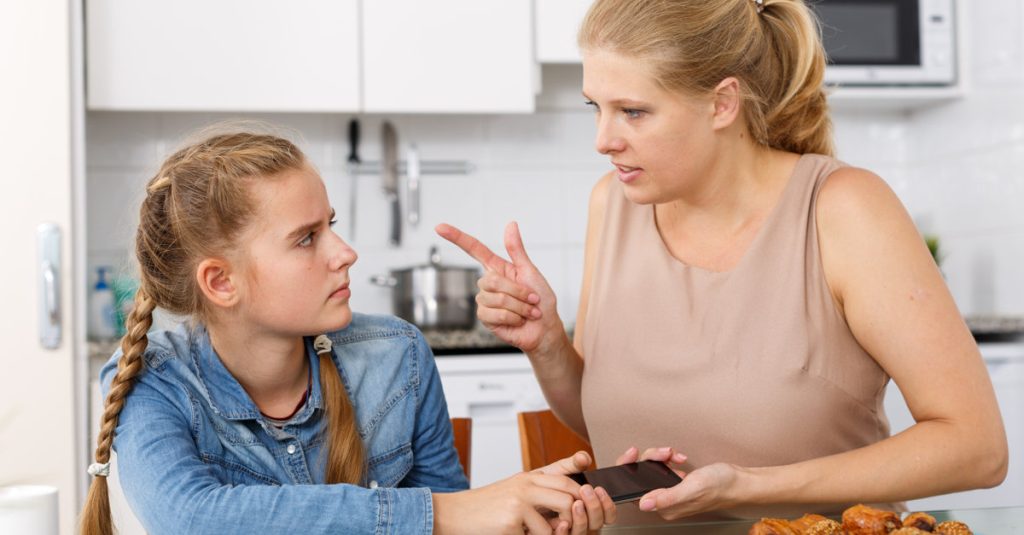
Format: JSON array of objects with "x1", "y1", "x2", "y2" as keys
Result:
[
  {"x1": 233, "y1": 165, "x2": 357, "y2": 337},
  {"x1": 582, "y1": 49, "x2": 718, "y2": 204}
]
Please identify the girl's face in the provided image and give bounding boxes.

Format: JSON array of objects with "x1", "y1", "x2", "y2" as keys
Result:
[
  {"x1": 582, "y1": 49, "x2": 719, "y2": 204},
  {"x1": 234, "y1": 165, "x2": 357, "y2": 337}
]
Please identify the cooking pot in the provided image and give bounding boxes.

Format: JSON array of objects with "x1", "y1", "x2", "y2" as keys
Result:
[{"x1": 370, "y1": 246, "x2": 480, "y2": 330}]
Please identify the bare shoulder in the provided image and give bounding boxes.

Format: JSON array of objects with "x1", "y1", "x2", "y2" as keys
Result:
[
  {"x1": 815, "y1": 165, "x2": 925, "y2": 304},
  {"x1": 589, "y1": 171, "x2": 615, "y2": 211}
]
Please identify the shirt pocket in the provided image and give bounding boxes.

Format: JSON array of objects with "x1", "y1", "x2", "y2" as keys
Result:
[{"x1": 366, "y1": 442, "x2": 413, "y2": 487}]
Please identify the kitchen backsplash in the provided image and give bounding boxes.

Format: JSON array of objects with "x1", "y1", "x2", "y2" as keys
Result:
[{"x1": 85, "y1": 2, "x2": 1024, "y2": 320}]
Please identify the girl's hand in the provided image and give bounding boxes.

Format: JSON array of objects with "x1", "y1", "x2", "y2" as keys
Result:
[
  {"x1": 436, "y1": 222, "x2": 563, "y2": 353},
  {"x1": 535, "y1": 451, "x2": 618, "y2": 534},
  {"x1": 433, "y1": 471, "x2": 580, "y2": 535}
]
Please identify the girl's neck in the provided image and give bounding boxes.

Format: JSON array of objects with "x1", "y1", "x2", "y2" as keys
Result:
[{"x1": 206, "y1": 321, "x2": 310, "y2": 416}]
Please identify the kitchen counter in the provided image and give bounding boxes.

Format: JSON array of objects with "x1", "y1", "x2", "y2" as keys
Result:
[{"x1": 601, "y1": 506, "x2": 1024, "y2": 533}]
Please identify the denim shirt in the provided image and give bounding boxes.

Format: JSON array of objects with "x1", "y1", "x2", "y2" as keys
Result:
[{"x1": 99, "y1": 313, "x2": 469, "y2": 535}]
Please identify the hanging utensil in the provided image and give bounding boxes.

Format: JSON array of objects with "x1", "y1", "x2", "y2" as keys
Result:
[
  {"x1": 406, "y1": 143, "x2": 420, "y2": 226},
  {"x1": 346, "y1": 119, "x2": 360, "y2": 240},
  {"x1": 381, "y1": 121, "x2": 401, "y2": 247}
]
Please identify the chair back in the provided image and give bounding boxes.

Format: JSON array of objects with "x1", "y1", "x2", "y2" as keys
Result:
[
  {"x1": 450, "y1": 417, "x2": 472, "y2": 483},
  {"x1": 517, "y1": 409, "x2": 595, "y2": 472}
]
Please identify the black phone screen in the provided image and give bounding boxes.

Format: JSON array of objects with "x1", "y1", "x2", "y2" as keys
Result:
[{"x1": 568, "y1": 461, "x2": 682, "y2": 503}]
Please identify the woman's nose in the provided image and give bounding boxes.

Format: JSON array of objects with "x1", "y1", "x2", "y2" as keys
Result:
[{"x1": 594, "y1": 117, "x2": 625, "y2": 155}]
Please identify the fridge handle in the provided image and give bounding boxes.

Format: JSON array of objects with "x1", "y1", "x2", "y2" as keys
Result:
[{"x1": 37, "y1": 223, "x2": 61, "y2": 349}]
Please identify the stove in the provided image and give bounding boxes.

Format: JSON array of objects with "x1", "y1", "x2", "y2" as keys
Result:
[{"x1": 421, "y1": 327, "x2": 519, "y2": 356}]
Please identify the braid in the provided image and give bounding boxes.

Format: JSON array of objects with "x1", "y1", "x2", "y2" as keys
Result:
[
  {"x1": 80, "y1": 289, "x2": 157, "y2": 535},
  {"x1": 319, "y1": 352, "x2": 366, "y2": 484}
]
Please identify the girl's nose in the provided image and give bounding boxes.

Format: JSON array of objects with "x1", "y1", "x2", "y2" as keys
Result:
[{"x1": 327, "y1": 230, "x2": 357, "y2": 271}]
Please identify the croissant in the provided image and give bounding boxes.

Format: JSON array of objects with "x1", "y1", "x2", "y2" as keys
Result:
[
  {"x1": 841, "y1": 504, "x2": 902, "y2": 535},
  {"x1": 903, "y1": 512, "x2": 936, "y2": 531},
  {"x1": 749, "y1": 518, "x2": 800, "y2": 535},
  {"x1": 934, "y1": 521, "x2": 972, "y2": 535}
]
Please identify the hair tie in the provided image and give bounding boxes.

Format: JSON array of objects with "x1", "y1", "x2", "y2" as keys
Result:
[
  {"x1": 147, "y1": 175, "x2": 172, "y2": 195},
  {"x1": 752, "y1": 0, "x2": 765, "y2": 14},
  {"x1": 313, "y1": 334, "x2": 333, "y2": 355},
  {"x1": 87, "y1": 462, "x2": 111, "y2": 478}
]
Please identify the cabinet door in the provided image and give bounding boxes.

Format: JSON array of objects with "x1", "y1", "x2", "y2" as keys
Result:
[
  {"x1": 1, "y1": 1, "x2": 79, "y2": 531},
  {"x1": 362, "y1": 0, "x2": 536, "y2": 113},
  {"x1": 536, "y1": 0, "x2": 592, "y2": 63},
  {"x1": 86, "y1": 0, "x2": 360, "y2": 112}
]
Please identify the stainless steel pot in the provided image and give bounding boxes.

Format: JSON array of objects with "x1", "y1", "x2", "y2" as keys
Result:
[{"x1": 370, "y1": 246, "x2": 480, "y2": 330}]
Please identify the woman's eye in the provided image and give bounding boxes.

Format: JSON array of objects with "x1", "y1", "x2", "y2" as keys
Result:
[
  {"x1": 624, "y1": 108, "x2": 645, "y2": 119},
  {"x1": 329, "y1": 218, "x2": 338, "y2": 227},
  {"x1": 584, "y1": 99, "x2": 599, "y2": 112}
]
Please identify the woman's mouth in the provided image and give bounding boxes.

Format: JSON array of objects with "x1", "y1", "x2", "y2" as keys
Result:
[{"x1": 615, "y1": 164, "x2": 642, "y2": 183}]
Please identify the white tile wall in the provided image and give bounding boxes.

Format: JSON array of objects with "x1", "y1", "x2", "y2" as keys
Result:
[{"x1": 85, "y1": 1, "x2": 1024, "y2": 321}]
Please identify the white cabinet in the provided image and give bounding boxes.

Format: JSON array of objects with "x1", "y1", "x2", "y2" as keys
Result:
[
  {"x1": 884, "y1": 341, "x2": 1024, "y2": 509},
  {"x1": 436, "y1": 354, "x2": 548, "y2": 487},
  {"x1": 535, "y1": 0, "x2": 591, "y2": 63},
  {"x1": 362, "y1": 0, "x2": 536, "y2": 113},
  {"x1": 86, "y1": 0, "x2": 538, "y2": 113},
  {"x1": 86, "y1": 0, "x2": 360, "y2": 112}
]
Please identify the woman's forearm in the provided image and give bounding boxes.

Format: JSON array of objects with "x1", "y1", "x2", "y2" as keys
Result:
[
  {"x1": 738, "y1": 416, "x2": 1008, "y2": 507},
  {"x1": 526, "y1": 329, "x2": 589, "y2": 440}
]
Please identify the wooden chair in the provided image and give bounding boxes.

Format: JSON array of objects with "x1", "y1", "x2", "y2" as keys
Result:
[
  {"x1": 517, "y1": 409, "x2": 595, "y2": 472},
  {"x1": 450, "y1": 417, "x2": 472, "y2": 483}
]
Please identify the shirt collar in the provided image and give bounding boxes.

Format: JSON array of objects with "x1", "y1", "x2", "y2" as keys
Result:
[{"x1": 191, "y1": 324, "x2": 325, "y2": 421}]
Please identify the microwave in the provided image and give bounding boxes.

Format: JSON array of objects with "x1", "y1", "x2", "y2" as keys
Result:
[{"x1": 812, "y1": 0, "x2": 957, "y2": 86}]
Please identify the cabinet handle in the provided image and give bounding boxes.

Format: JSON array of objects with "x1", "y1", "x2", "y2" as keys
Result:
[
  {"x1": 478, "y1": 382, "x2": 506, "y2": 391},
  {"x1": 37, "y1": 223, "x2": 61, "y2": 349}
]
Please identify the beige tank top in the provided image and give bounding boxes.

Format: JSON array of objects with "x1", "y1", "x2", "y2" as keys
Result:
[{"x1": 580, "y1": 154, "x2": 897, "y2": 521}]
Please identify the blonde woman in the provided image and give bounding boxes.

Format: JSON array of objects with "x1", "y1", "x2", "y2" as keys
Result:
[
  {"x1": 80, "y1": 131, "x2": 618, "y2": 535},
  {"x1": 439, "y1": 0, "x2": 1008, "y2": 522}
]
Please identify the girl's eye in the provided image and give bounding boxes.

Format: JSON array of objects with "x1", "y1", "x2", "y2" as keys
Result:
[
  {"x1": 329, "y1": 218, "x2": 338, "y2": 227},
  {"x1": 624, "y1": 108, "x2": 645, "y2": 119},
  {"x1": 584, "y1": 99, "x2": 599, "y2": 112},
  {"x1": 298, "y1": 232, "x2": 315, "y2": 248}
]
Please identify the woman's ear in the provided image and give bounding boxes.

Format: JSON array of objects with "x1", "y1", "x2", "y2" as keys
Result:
[
  {"x1": 711, "y1": 77, "x2": 742, "y2": 131},
  {"x1": 196, "y1": 258, "x2": 240, "y2": 309}
]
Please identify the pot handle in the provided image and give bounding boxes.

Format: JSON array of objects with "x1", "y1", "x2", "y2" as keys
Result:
[{"x1": 369, "y1": 274, "x2": 398, "y2": 287}]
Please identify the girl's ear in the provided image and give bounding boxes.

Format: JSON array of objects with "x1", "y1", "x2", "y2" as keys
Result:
[
  {"x1": 196, "y1": 258, "x2": 240, "y2": 309},
  {"x1": 710, "y1": 76, "x2": 742, "y2": 131}
]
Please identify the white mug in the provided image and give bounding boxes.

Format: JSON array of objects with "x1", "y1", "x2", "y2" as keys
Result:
[{"x1": 0, "y1": 485, "x2": 59, "y2": 535}]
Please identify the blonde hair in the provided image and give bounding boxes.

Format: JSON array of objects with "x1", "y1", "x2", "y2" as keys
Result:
[
  {"x1": 579, "y1": 0, "x2": 834, "y2": 156},
  {"x1": 80, "y1": 131, "x2": 365, "y2": 535}
]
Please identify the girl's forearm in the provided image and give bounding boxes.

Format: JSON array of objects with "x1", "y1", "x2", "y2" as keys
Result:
[{"x1": 737, "y1": 417, "x2": 1008, "y2": 507}]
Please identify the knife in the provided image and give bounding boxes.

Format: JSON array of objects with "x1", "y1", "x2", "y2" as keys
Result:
[
  {"x1": 381, "y1": 121, "x2": 401, "y2": 247},
  {"x1": 406, "y1": 143, "x2": 420, "y2": 226},
  {"x1": 346, "y1": 119, "x2": 360, "y2": 240}
]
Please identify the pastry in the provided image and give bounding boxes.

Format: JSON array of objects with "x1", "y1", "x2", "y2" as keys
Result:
[
  {"x1": 902, "y1": 511, "x2": 936, "y2": 531},
  {"x1": 842, "y1": 504, "x2": 902, "y2": 535},
  {"x1": 934, "y1": 521, "x2": 972, "y2": 535}
]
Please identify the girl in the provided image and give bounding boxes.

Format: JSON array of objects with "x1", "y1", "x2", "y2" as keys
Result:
[
  {"x1": 80, "y1": 130, "x2": 616, "y2": 535},
  {"x1": 438, "y1": 0, "x2": 1008, "y2": 523}
]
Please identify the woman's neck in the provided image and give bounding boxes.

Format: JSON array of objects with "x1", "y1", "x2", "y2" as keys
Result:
[{"x1": 206, "y1": 321, "x2": 310, "y2": 417}]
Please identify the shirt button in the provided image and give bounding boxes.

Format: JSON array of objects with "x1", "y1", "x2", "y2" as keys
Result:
[
  {"x1": 369, "y1": 480, "x2": 378, "y2": 489},
  {"x1": 286, "y1": 444, "x2": 297, "y2": 455}
]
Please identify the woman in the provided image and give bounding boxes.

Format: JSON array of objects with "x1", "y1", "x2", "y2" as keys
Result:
[
  {"x1": 438, "y1": 0, "x2": 1008, "y2": 522},
  {"x1": 80, "y1": 130, "x2": 617, "y2": 535}
]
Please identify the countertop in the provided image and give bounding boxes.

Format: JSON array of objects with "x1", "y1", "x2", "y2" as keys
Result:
[{"x1": 601, "y1": 506, "x2": 1024, "y2": 533}]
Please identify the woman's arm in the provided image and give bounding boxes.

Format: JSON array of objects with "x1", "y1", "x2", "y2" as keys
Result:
[{"x1": 637, "y1": 167, "x2": 1008, "y2": 518}]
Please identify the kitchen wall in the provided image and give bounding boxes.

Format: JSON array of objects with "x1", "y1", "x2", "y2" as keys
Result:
[{"x1": 85, "y1": 1, "x2": 1024, "y2": 323}]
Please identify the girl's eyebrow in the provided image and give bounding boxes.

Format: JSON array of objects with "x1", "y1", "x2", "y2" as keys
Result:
[{"x1": 285, "y1": 208, "x2": 336, "y2": 241}]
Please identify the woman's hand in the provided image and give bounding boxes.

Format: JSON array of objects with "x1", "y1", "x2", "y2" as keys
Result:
[
  {"x1": 436, "y1": 222, "x2": 563, "y2": 353},
  {"x1": 535, "y1": 451, "x2": 618, "y2": 534},
  {"x1": 614, "y1": 446, "x2": 745, "y2": 521}
]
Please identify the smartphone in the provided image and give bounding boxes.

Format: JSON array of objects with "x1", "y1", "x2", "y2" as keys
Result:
[{"x1": 568, "y1": 461, "x2": 683, "y2": 504}]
